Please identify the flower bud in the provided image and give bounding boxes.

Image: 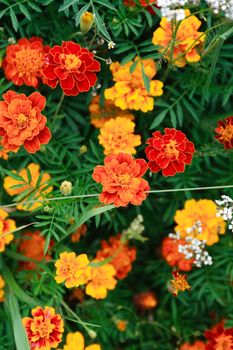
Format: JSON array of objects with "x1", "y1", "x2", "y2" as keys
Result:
[
  {"x1": 87, "y1": 329, "x2": 97, "y2": 339},
  {"x1": 60, "y1": 180, "x2": 72, "y2": 196},
  {"x1": 80, "y1": 12, "x2": 94, "y2": 34},
  {"x1": 79, "y1": 145, "x2": 87, "y2": 154}
]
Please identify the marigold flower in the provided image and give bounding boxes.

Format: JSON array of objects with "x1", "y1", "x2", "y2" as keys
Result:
[
  {"x1": 134, "y1": 291, "x2": 158, "y2": 310},
  {"x1": 3, "y1": 37, "x2": 49, "y2": 87},
  {"x1": 215, "y1": 116, "x2": 233, "y2": 149},
  {"x1": 174, "y1": 199, "x2": 226, "y2": 246},
  {"x1": 55, "y1": 252, "x2": 90, "y2": 288},
  {"x1": 162, "y1": 237, "x2": 194, "y2": 271},
  {"x1": 96, "y1": 234, "x2": 136, "y2": 279},
  {"x1": 98, "y1": 117, "x2": 141, "y2": 155},
  {"x1": 23, "y1": 306, "x2": 64, "y2": 350},
  {"x1": 124, "y1": 0, "x2": 157, "y2": 14},
  {"x1": 43, "y1": 41, "x2": 101, "y2": 96},
  {"x1": 85, "y1": 261, "x2": 117, "y2": 299},
  {"x1": 89, "y1": 95, "x2": 134, "y2": 128},
  {"x1": 0, "y1": 275, "x2": 5, "y2": 302},
  {"x1": 104, "y1": 58, "x2": 163, "y2": 113},
  {"x1": 180, "y1": 340, "x2": 206, "y2": 350},
  {"x1": 152, "y1": 10, "x2": 205, "y2": 67},
  {"x1": 4, "y1": 163, "x2": 52, "y2": 211},
  {"x1": 116, "y1": 320, "x2": 127, "y2": 332},
  {"x1": 170, "y1": 271, "x2": 191, "y2": 296},
  {"x1": 71, "y1": 224, "x2": 87, "y2": 243},
  {"x1": 0, "y1": 208, "x2": 16, "y2": 253},
  {"x1": 205, "y1": 322, "x2": 233, "y2": 350},
  {"x1": 92, "y1": 152, "x2": 149, "y2": 207},
  {"x1": 62, "y1": 331, "x2": 101, "y2": 350},
  {"x1": 0, "y1": 90, "x2": 51, "y2": 153}
]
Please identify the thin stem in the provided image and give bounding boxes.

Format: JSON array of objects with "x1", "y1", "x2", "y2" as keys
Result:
[{"x1": 54, "y1": 92, "x2": 65, "y2": 119}]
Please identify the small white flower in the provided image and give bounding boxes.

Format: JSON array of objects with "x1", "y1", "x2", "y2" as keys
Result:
[{"x1": 108, "y1": 41, "x2": 115, "y2": 50}]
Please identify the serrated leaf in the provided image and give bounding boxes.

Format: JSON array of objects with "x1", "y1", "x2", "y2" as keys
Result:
[
  {"x1": 150, "y1": 109, "x2": 168, "y2": 129},
  {"x1": 92, "y1": 6, "x2": 111, "y2": 41}
]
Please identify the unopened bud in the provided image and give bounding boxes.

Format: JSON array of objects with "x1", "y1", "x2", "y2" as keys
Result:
[
  {"x1": 87, "y1": 329, "x2": 97, "y2": 339},
  {"x1": 80, "y1": 12, "x2": 94, "y2": 34},
  {"x1": 60, "y1": 180, "x2": 72, "y2": 196},
  {"x1": 80, "y1": 145, "x2": 87, "y2": 154}
]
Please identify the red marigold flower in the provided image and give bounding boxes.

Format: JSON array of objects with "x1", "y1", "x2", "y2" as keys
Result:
[
  {"x1": 215, "y1": 116, "x2": 233, "y2": 149},
  {"x1": 124, "y1": 0, "x2": 157, "y2": 14},
  {"x1": 145, "y1": 128, "x2": 195, "y2": 176},
  {"x1": 0, "y1": 90, "x2": 51, "y2": 153},
  {"x1": 23, "y1": 306, "x2": 64, "y2": 349},
  {"x1": 96, "y1": 234, "x2": 137, "y2": 279},
  {"x1": 162, "y1": 237, "x2": 194, "y2": 272},
  {"x1": 92, "y1": 152, "x2": 149, "y2": 207},
  {"x1": 3, "y1": 37, "x2": 49, "y2": 88},
  {"x1": 180, "y1": 340, "x2": 206, "y2": 350},
  {"x1": 205, "y1": 322, "x2": 233, "y2": 350},
  {"x1": 42, "y1": 41, "x2": 101, "y2": 96}
]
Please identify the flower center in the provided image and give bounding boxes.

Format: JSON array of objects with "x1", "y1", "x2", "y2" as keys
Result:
[
  {"x1": 118, "y1": 174, "x2": 131, "y2": 186},
  {"x1": 36, "y1": 320, "x2": 54, "y2": 339},
  {"x1": 164, "y1": 140, "x2": 179, "y2": 158},
  {"x1": 221, "y1": 125, "x2": 233, "y2": 142},
  {"x1": 62, "y1": 54, "x2": 82, "y2": 70},
  {"x1": 61, "y1": 263, "x2": 74, "y2": 275},
  {"x1": 17, "y1": 113, "x2": 28, "y2": 127},
  {"x1": 216, "y1": 334, "x2": 233, "y2": 350},
  {"x1": 14, "y1": 48, "x2": 44, "y2": 75}
]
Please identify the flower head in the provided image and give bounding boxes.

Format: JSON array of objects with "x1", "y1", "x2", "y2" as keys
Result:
[
  {"x1": 98, "y1": 117, "x2": 141, "y2": 155},
  {"x1": 23, "y1": 306, "x2": 64, "y2": 350},
  {"x1": 116, "y1": 320, "x2": 127, "y2": 332},
  {"x1": 152, "y1": 10, "x2": 205, "y2": 67},
  {"x1": 145, "y1": 128, "x2": 195, "y2": 176},
  {"x1": 3, "y1": 37, "x2": 49, "y2": 87},
  {"x1": 134, "y1": 291, "x2": 158, "y2": 310},
  {"x1": 55, "y1": 252, "x2": 90, "y2": 288},
  {"x1": 205, "y1": 322, "x2": 233, "y2": 350},
  {"x1": 180, "y1": 340, "x2": 206, "y2": 350},
  {"x1": 170, "y1": 271, "x2": 191, "y2": 296},
  {"x1": 71, "y1": 224, "x2": 87, "y2": 243},
  {"x1": 80, "y1": 12, "x2": 95, "y2": 34},
  {"x1": 162, "y1": 237, "x2": 194, "y2": 271},
  {"x1": 104, "y1": 58, "x2": 163, "y2": 112},
  {"x1": 92, "y1": 152, "x2": 149, "y2": 207},
  {"x1": 215, "y1": 116, "x2": 233, "y2": 149},
  {"x1": 0, "y1": 275, "x2": 5, "y2": 302},
  {"x1": 124, "y1": 0, "x2": 157, "y2": 14},
  {"x1": 43, "y1": 41, "x2": 100, "y2": 96},
  {"x1": 63, "y1": 331, "x2": 101, "y2": 350},
  {"x1": 0, "y1": 208, "x2": 16, "y2": 252},
  {"x1": 0, "y1": 90, "x2": 51, "y2": 153}
]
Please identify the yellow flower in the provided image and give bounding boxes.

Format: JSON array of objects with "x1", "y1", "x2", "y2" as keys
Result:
[
  {"x1": 80, "y1": 12, "x2": 95, "y2": 34},
  {"x1": 98, "y1": 116, "x2": 141, "y2": 155},
  {"x1": 104, "y1": 58, "x2": 163, "y2": 113},
  {"x1": 85, "y1": 261, "x2": 117, "y2": 299},
  {"x1": 174, "y1": 199, "x2": 226, "y2": 246},
  {"x1": 0, "y1": 275, "x2": 5, "y2": 302},
  {"x1": 0, "y1": 208, "x2": 16, "y2": 253},
  {"x1": 3, "y1": 163, "x2": 52, "y2": 211},
  {"x1": 63, "y1": 332, "x2": 101, "y2": 350},
  {"x1": 55, "y1": 252, "x2": 90, "y2": 288},
  {"x1": 170, "y1": 271, "x2": 191, "y2": 296},
  {"x1": 152, "y1": 10, "x2": 205, "y2": 67}
]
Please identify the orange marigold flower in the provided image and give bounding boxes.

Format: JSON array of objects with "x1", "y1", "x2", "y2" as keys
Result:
[
  {"x1": 85, "y1": 261, "x2": 117, "y2": 299},
  {"x1": 89, "y1": 95, "x2": 134, "y2": 128},
  {"x1": 174, "y1": 199, "x2": 226, "y2": 246},
  {"x1": 205, "y1": 322, "x2": 233, "y2": 350},
  {"x1": 0, "y1": 208, "x2": 16, "y2": 253},
  {"x1": 96, "y1": 234, "x2": 136, "y2": 279},
  {"x1": 116, "y1": 320, "x2": 127, "y2": 332},
  {"x1": 23, "y1": 306, "x2": 64, "y2": 350},
  {"x1": 63, "y1": 331, "x2": 101, "y2": 350},
  {"x1": 145, "y1": 128, "x2": 195, "y2": 176},
  {"x1": 98, "y1": 117, "x2": 141, "y2": 155},
  {"x1": 215, "y1": 116, "x2": 233, "y2": 149},
  {"x1": 162, "y1": 237, "x2": 194, "y2": 271},
  {"x1": 152, "y1": 10, "x2": 205, "y2": 67},
  {"x1": 104, "y1": 58, "x2": 163, "y2": 112},
  {"x1": 92, "y1": 152, "x2": 149, "y2": 207},
  {"x1": 4, "y1": 163, "x2": 52, "y2": 211},
  {"x1": 170, "y1": 271, "x2": 191, "y2": 296},
  {"x1": 43, "y1": 41, "x2": 101, "y2": 96},
  {"x1": 3, "y1": 37, "x2": 49, "y2": 87},
  {"x1": 55, "y1": 252, "x2": 90, "y2": 288},
  {"x1": 134, "y1": 291, "x2": 158, "y2": 310},
  {"x1": 180, "y1": 340, "x2": 206, "y2": 350},
  {"x1": 0, "y1": 275, "x2": 5, "y2": 302},
  {"x1": 0, "y1": 90, "x2": 51, "y2": 153},
  {"x1": 71, "y1": 224, "x2": 87, "y2": 243}
]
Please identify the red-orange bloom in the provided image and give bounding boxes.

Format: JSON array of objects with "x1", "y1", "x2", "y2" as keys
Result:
[
  {"x1": 162, "y1": 237, "x2": 194, "y2": 272},
  {"x1": 3, "y1": 37, "x2": 49, "y2": 88},
  {"x1": 134, "y1": 291, "x2": 158, "y2": 310},
  {"x1": 124, "y1": 0, "x2": 157, "y2": 14},
  {"x1": 23, "y1": 306, "x2": 64, "y2": 349},
  {"x1": 96, "y1": 234, "x2": 137, "y2": 279},
  {"x1": 170, "y1": 271, "x2": 191, "y2": 296},
  {"x1": 145, "y1": 128, "x2": 195, "y2": 176},
  {"x1": 92, "y1": 152, "x2": 149, "y2": 207},
  {"x1": 0, "y1": 90, "x2": 51, "y2": 153},
  {"x1": 215, "y1": 116, "x2": 233, "y2": 149},
  {"x1": 180, "y1": 340, "x2": 206, "y2": 350},
  {"x1": 43, "y1": 41, "x2": 101, "y2": 96},
  {"x1": 205, "y1": 322, "x2": 233, "y2": 350}
]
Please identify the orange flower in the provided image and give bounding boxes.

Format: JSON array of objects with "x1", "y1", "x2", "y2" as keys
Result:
[
  {"x1": 96, "y1": 234, "x2": 136, "y2": 279},
  {"x1": 215, "y1": 116, "x2": 233, "y2": 149},
  {"x1": 23, "y1": 306, "x2": 64, "y2": 350},
  {"x1": 134, "y1": 291, "x2": 158, "y2": 310},
  {"x1": 0, "y1": 275, "x2": 5, "y2": 302},
  {"x1": 116, "y1": 320, "x2": 127, "y2": 332},
  {"x1": 92, "y1": 152, "x2": 149, "y2": 207},
  {"x1": 89, "y1": 95, "x2": 134, "y2": 128},
  {"x1": 162, "y1": 237, "x2": 194, "y2": 271},
  {"x1": 152, "y1": 10, "x2": 205, "y2": 67},
  {"x1": 0, "y1": 208, "x2": 16, "y2": 253},
  {"x1": 3, "y1": 37, "x2": 49, "y2": 87},
  {"x1": 62, "y1": 331, "x2": 101, "y2": 350},
  {"x1": 71, "y1": 224, "x2": 87, "y2": 243},
  {"x1": 0, "y1": 90, "x2": 51, "y2": 153},
  {"x1": 180, "y1": 340, "x2": 206, "y2": 350},
  {"x1": 205, "y1": 322, "x2": 233, "y2": 350},
  {"x1": 104, "y1": 58, "x2": 163, "y2": 112},
  {"x1": 170, "y1": 271, "x2": 191, "y2": 296},
  {"x1": 98, "y1": 117, "x2": 141, "y2": 155},
  {"x1": 55, "y1": 252, "x2": 90, "y2": 288},
  {"x1": 4, "y1": 163, "x2": 52, "y2": 211},
  {"x1": 85, "y1": 261, "x2": 117, "y2": 299}
]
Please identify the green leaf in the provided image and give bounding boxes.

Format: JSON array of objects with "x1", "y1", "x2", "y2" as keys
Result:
[
  {"x1": 170, "y1": 109, "x2": 177, "y2": 128},
  {"x1": 9, "y1": 8, "x2": 19, "y2": 32},
  {"x1": 59, "y1": 0, "x2": 78, "y2": 12},
  {"x1": 141, "y1": 63, "x2": 150, "y2": 93},
  {"x1": 19, "y1": 4, "x2": 31, "y2": 21},
  {"x1": 75, "y1": 4, "x2": 91, "y2": 27},
  {"x1": 93, "y1": 0, "x2": 116, "y2": 10},
  {"x1": 92, "y1": 6, "x2": 111, "y2": 41},
  {"x1": 150, "y1": 109, "x2": 168, "y2": 129},
  {"x1": 27, "y1": 1, "x2": 42, "y2": 12},
  {"x1": 4, "y1": 170, "x2": 26, "y2": 183},
  {"x1": 121, "y1": 52, "x2": 136, "y2": 65}
]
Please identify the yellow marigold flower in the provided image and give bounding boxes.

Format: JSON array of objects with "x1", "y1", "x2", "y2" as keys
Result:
[
  {"x1": 63, "y1": 331, "x2": 101, "y2": 350},
  {"x1": 85, "y1": 261, "x2": 117, "y2": 299},
  {"x1": 3, "y1": 163, "x2": 52, "y2": 211},
  {"x1": 89, "y1": 95, "x2": 134, "y2": 128},
  {"x1": 0, "y1": 275, "x2": 5, "y2": 302},
  {"x1": 152, "y1": 10, "x2": 205, "y2": 67},
  {"x1": 55, "y1": 252, "x2": 90, "y2": 288},
  {"x1": 174, "y1": 199, "x2": 226, "y2": 246},
  {"x1": 170, "y1": 271, "x2": 191, "y2": 296},
  {"x1": 98, "y1": 116, "x2": 141, "y2": 155},
  {"x1": 0, "y1": 208, "x2": 16, "y2": 253},
  {"x1": 104, "y1": 58, "x2": 163, "y2": 113}
]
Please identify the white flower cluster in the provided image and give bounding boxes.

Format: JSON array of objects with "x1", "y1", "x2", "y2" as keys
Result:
[
  {"x1": 123, "y1": 215, "x2": 147, "y2": 242},
  {"x1": 216, "y1": 195, "x2": 233, "y2": 232},
  {"x1": 205, "y1": 0, "x2": 233, "y2": 20}
]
